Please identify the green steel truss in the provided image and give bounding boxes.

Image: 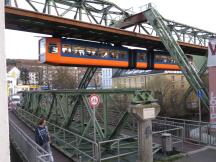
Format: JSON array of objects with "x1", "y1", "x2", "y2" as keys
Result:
[
  {"x1": 20, "y1": 89, "x2": 153, "y2": 141},
  {"x1": 63, "y1": 67, "x2": 98, "y2": 128},
  {"x1": 181, "y1": 60, "x2": 208, "y2": 106},
  {"x1": 143, "y1": 5, "x2": 209, "y2": 110}
]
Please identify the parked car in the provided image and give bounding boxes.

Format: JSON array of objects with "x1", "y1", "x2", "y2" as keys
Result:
[{"x1": 8, "y1": 95, "x2": 21, "y2": 110}]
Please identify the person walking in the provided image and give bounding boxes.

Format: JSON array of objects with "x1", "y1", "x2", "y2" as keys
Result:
[{"x1": 35, "y1": 116, "x2": 54, "y2": 162}]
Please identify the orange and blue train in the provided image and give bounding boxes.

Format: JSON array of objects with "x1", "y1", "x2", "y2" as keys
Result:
[{"x1": 39, "y1": 37, "x2": 181, "y2": 70}]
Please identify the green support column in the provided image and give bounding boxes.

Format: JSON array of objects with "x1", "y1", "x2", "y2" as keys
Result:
[
  {"x1": 103, "y1": 94, "x2": 108, "y2": 138},
  {"x1": 144, "y1": 5, "x2": 209, "y2": 109}
]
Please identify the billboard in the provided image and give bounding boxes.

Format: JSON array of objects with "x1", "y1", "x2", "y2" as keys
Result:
[
  {"x1": 208, "y1": 39, "x2": 216, "y2": 125},
  {"x1": 208, "y1": 39, "x2": 216, "y2": 67}
]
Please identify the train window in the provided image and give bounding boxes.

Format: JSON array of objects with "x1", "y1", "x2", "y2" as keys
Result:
[
  {"x1": 119, "y1": 51, "x2": 127, "y2": 59},
  {"x1": 155, "y1": 55, "x2": 162, "y2": 63},
  {"x1": 137, "y1": 52, "x2": 147, "y2": 61},
  {"x1": 73, "y1": 45, "x2": 85, "y2": 56},
  {"x1": 86, "y1": 47, "x2": 98, "y2": 56},
  {"x1": 155, "y1": 55, "x2": 176, "y2": 63},
  {"x1": 98, "y1": 48, "x2": 109, "y2": 58},
  {"x1": 62, "y1": 44, "x2": 72, "y2": 54},
  {"x1": 110, "y1": 50, "x2": 119, "y2": 59},
  {"x1": 49, "y1": 43, "x2": 58, "y2": 54}
]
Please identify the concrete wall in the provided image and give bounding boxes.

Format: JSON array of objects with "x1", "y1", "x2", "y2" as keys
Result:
[{"x1": 0, "y1": 1, "x2": 10, "y2": 161}]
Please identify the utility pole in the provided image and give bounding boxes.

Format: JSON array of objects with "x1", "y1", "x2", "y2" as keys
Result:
[{"x1": 0, "y1": 1, "x2": 11, "y2": 162}]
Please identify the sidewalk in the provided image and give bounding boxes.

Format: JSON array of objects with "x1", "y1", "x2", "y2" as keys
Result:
[
  {"x1": 175, "y1": 147, "x2": 216, "y2": 162},
  {"x1": 9, "y1": 112, "x2": 73, "y2": 162}
]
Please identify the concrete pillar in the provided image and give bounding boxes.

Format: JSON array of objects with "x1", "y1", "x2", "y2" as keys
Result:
[
  {"x1": 128, "y1": 103, "x2": 160, "y2": 162},
  {"x1": 0, "y1": 1, "x2": 10, "y2": 162},
  {"x1": 137, "y1": 120, "x2": 153, "y2": 162}
]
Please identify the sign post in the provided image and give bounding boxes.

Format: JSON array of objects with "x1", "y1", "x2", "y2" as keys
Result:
[
  {"x1": 89, "y1": 94, "x2": 100, "y2": 161},
  {"x1": 197, "y1": 89, "x2": 203, "y2": 122}
]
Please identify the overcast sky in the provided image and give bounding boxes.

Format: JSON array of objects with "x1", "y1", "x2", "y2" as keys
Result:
[{"x1": 5, "y1": 0, "x2": 216, "y2": 59}]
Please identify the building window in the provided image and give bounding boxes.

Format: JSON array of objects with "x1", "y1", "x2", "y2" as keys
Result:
[
  {"x1": 128, "y1": 78, "x2": 131, "y2": 88},
  {"x1": 171, "y1": 75, "x2": 175, "y2": 82},
  {"x1": 181, "y1": 84, "x2": 184, "y2": 89},
  {"x1": 181, "y1": 76, "x2": 184, "y2": 82}
]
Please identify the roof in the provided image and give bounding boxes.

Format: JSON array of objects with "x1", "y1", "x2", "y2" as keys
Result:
[{"x1": 112, "y1": 69, "x2": 182, "y2": 78}]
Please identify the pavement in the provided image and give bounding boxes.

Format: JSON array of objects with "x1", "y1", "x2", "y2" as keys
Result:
[
  {"x1": 9, "y1": 111, "x2": 73, "y2": 162},
  {"x1": 175, "y1": 147, "x2": 216, "y2": 162}
]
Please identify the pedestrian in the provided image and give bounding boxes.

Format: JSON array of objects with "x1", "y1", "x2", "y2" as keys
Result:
[{"x1": 35, "y1": 116, "x2": 54, "y2": 162}]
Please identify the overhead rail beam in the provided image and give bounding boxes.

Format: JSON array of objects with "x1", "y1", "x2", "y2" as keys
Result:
[
  {"x1": 112, "y1": 6, "x2": 216, "y2": 47},
  {"x1": 5, "y1": 7, "x2": 207, "y2": 55}
]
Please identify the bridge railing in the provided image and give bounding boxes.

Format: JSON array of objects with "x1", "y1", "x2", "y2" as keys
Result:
[
  {"x1": 9, "y1": 119, "x2": 51, "y2": 162},
  {"x1": 156, "y1": 116, "x2": 216, "y2": 146},
  {"x1": 14, "y1": 108, "x2": 99, "y2": 161}
]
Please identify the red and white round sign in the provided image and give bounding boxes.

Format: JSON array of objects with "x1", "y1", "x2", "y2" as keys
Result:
[{"x1": 89, "y1": 94, "x2": 100, "y2": 108}]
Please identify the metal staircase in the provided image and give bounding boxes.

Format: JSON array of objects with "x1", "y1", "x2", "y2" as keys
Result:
[{"x1": 143, "y1": 4, "x2": 209, "y2": 109}]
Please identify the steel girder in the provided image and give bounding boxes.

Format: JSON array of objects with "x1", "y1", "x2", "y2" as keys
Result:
[
  {"x1": 6, "y1": 0, "x2": 129, "y2": 26},
  {"x1": 143, "y1": 5, "x2": 209, "y2": 110},
  {"x1": 20, "y1": 89, "x2": 153, "y2": 141},
  {"x1": 111, "y1": 5, "x2": 216, "y2": 47}
]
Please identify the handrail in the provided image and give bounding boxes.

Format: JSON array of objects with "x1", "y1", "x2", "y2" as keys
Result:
[{"x1": 9, "y1": 119, "x2": 51, "y2": 162}]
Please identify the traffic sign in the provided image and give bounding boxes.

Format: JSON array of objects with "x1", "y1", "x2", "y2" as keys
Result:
[
  {"x1": 197, "y1": 89, "x2": 204, "y2": 98},
  {"x1": 89, "y1": 94, "x2": 100, "y2": 108}
]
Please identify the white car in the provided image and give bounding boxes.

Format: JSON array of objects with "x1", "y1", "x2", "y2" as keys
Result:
[{"x1": 8, "y1": 95, "x2": 21, "y2": 110}]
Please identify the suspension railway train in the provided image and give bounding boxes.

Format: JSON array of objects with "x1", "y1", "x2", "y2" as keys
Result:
[{"x1": 39, "y1": 37, "x2": 186, "y2": 70}]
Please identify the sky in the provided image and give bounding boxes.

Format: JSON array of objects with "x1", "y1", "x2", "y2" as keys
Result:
[{"x1": 5, "y1": 0, "x2": 216, "y2": 59}]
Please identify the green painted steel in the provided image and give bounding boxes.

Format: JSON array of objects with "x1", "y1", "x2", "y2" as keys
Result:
[
  {"x1": 143, "y1": 5, "x2": 209, "y2": 110},
  {"x1": 181, "y1": 60, "x2": 208, "y2": 106},
  {"x1": 19, "y1": 89, "x2": 156, "y2": 161},
  {"x1": 20, "y1": 89, "x2": 153, "y2": 141}
]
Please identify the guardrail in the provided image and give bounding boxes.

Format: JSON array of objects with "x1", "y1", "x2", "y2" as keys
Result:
[
  {"x1": 156, "y1": 116, "x2": 216, "y2": 146},
  {"x1": 98, "y1": 136, "x2": 138, "y2": 161},
  {"x1": 14, "y1": 108, "x2": 99, "y2": 161},
  {"x1": 153, "y1": 121, "x2": 184, "y2": 152},
  {"x1": 9, "y1": 119, "x2": 51, "y2": 162},
  {"x1": 13, "y1": 108, "x2": 187, "y2": 161}
]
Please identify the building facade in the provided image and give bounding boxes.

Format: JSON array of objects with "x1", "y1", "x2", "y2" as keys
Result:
[
  {"x1": 101, "y1": 68, "x2": 112, "y2": 89},
  {"x1": 7, "y1": 59, "x2": 102, "y2": 91}
]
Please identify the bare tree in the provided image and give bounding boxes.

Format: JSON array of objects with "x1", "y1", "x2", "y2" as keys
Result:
[
  {"x1": 19, "y1": 67, "x2": 30, "y2": 85},
  {"x1": 146, "y1": 75, "x2": 187, "y2": 117},
  {"x1": 51, "y1": 67, "x2": 77, "y2": 89}
]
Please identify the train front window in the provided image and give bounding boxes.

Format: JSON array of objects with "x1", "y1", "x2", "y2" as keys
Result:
[
  {"x1": 86, "y1": 47, "x2": 98, "y2": 56},
  {"x1": 98, "y1": 48, "x2": 109, "y2": 58},
  {"x1": 62, "y1": 44, "x2": 72, "y2": 54},
  {"x1": 49, "y1": 43, "x2": 58, "y2": 54},
  {"x1": 73, "y1": 45, "x2": 85, "y2": 56}
]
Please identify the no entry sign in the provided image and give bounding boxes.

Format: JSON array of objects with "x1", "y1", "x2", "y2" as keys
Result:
[{"x1": 89, "y1": 94, "x2": 100, "y2": 108}]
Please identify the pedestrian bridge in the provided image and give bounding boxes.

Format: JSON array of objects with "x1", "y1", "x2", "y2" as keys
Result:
[{"x1": 10, "y1": 107, "x2": 216, "y2": 162}]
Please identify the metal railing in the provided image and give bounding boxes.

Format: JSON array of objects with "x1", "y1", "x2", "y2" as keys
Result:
[
  {"x1": 13, "y1": 108, "x2": 187, "y2": 161},
  {"x1": 156, "y1": 116, "x2": 216, "y2": 146},
  {"x1": 98, "y1": 136, "x2": 138, "y2": 162},
  {"x1": 14, "y1": 108, "x2": 99, "y2": 161},
  {"x1": 9, "y1": 119, "x2": 51, "y2": 162},
  {"x1": 152, "y1": 121, "x2": 184, "y2": 152}
]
